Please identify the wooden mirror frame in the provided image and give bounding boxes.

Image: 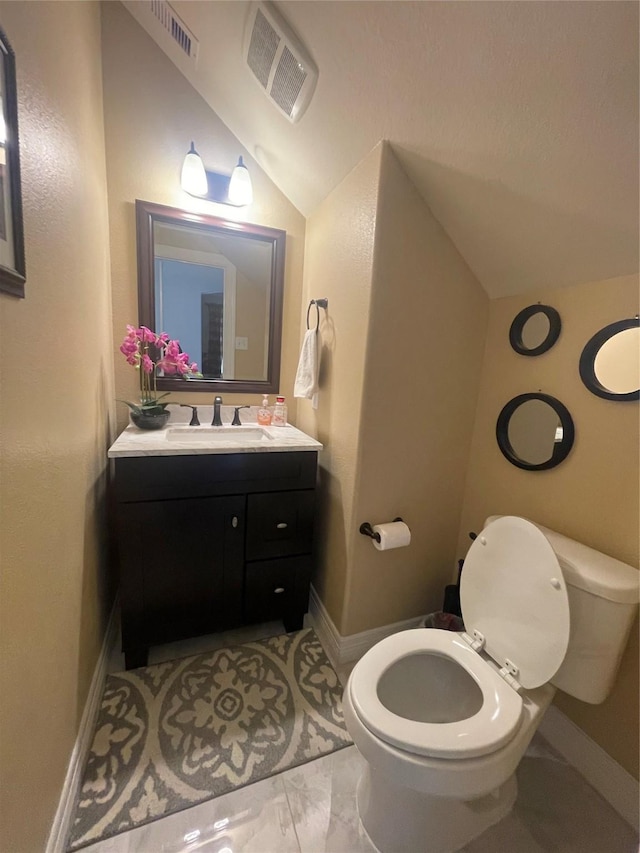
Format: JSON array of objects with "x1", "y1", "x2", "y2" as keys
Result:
[
  {"x1": 579, "y1": 317, "x2": 640, "y2": 402},
  {"x1": 509, "y1": 304, "x2": 561, "y2": 356},
  {"x1": 496, "y1": 392, "x2": 575, "y2": 471},
  {"x1": 135, "y1": 200, "x2": 285, "y2": 394},
  {"x1": 0, "y1": 27, "x2": 26, "y2": 298}
]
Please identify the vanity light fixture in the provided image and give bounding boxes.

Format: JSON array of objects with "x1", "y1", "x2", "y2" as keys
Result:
[{"x1": 180, "y1": 142, "x2": 253, "y2": 206}]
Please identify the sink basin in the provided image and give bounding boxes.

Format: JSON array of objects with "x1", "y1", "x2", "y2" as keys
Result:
[{"x1": 166, "y1": 426, "x2": 273, "y2": 442}]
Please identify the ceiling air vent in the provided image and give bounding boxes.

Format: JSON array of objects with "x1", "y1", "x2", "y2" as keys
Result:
[
  {"x1": 149, "y1": 0, "x2": 199, "y2": 61},
  {"x1": 244, "y1": 2, "x2": 318, "y2": 123}
]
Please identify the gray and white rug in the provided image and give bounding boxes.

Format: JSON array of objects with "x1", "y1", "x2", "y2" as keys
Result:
[{"x1": 67, "y1": 628, "x2": 351, "y2": 850}]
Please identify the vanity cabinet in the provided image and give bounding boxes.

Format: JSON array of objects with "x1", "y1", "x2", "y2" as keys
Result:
[{"x1": 113, "y1": 451, "x2": 317, "y2": 669}]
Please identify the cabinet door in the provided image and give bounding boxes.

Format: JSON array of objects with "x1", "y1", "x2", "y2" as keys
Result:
[
  {"x1": 244, "y1": 555, "x2": 311, "y2": 625},
  {"x1": 117, "y1": 494, "x2": 244, "y2": 648}
]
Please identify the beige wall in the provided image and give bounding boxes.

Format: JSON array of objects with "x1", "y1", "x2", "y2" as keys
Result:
[
  {"x1": 297, "y1": 144, "x2": 382, "y2": 632},
  {"x1": 457, "y1": 274, "x2": 639, "y2": 778},
  {"x1": 100, "y1": 2, "x2": 305, "y2": 431},
  {"x1": 346, "y1": 144, "x2": 488, "y2": 634},
  {"x1": 0, "y1": 3, "x2": 114, "y2": 851},
  {"x1": 297, "y1": 143, "x2": 488, "y2": 635}
]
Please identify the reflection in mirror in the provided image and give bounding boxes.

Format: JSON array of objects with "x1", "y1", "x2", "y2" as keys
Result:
[
  {"x1": 580, "y1": 317, "x2": 640, "y2": 402},
  {"x1": 136, "y1": 201, "x2": 285, "y2": 394},
  {"x1": 496, "y1": 393, "x2": 575, "y2": 470},
  {"x1": 0, "y1": 27, "x2": 25, "y2": 297},
  {"x1": 509, "y1": 305, "x2": 561, "y2": 356}
]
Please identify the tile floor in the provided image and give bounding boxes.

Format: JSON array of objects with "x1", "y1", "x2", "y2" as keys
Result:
[{"x1": 83, "y1": 622, "x2": 638, "y2": 853}]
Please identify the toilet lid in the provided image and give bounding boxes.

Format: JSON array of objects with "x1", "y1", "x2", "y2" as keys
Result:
[{"x1": 460, "y1": 516, "x2": 570, "y2": 689}]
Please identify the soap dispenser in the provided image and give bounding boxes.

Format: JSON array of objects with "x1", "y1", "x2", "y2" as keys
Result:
[{"x1": 257, "y1": 395, "x2": 272, "y2": 426}]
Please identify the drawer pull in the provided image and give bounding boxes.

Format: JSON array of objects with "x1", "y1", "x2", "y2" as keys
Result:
[
  {"x1": 232, "y1": 516, "x2": 238, "y2": 528},
  {"x1": 274, "y1": 587, "x2": 285, "y2": 594},
  {"x1": 276, "y1": 522, "x2": 288, "y2": 529}
]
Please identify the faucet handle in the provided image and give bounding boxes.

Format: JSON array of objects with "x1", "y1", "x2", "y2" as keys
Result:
[
  {"x1": 179, "y1": 404, "x2": 200, "y2": 426},
  {"x1": 232, "y1": 405, "x2": 250, "y2": 426}
]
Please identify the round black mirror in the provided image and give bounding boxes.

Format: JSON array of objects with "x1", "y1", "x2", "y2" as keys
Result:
[
  {"x1": 509, "y1": 305, "x2": 561, "y2": 356},
  {"x1": 496, "y1": 393, "x2": 575, "y2": 471},
  {"x1": 579, "y1": 317, "x2": 639, "y2": 402}
]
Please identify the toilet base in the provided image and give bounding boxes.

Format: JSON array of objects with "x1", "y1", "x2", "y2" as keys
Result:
[{"x1": 356, "y1": 763, "x2": 518, "y2": 853}]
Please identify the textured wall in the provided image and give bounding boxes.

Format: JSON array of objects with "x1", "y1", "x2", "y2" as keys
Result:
[
  {"x1": 296, "y1": 144, "x2": 382, "y2": 631},
  {"x1": 0, "y1": 2, "x2": 114, "y2": 850},
  {"x1": 457, "y1": 274, "x2": 639, "y2": 778},
  {"x1": 101, "y1": 2, "x2": 306, "y2": 433},
  {"x1": 346, "y1": 144, "x2": 488, "y2": 634}
]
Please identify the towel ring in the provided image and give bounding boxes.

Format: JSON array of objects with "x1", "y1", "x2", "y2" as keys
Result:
[{"x1": 306, "y1": 298, "x2": 328, "y2": 334}]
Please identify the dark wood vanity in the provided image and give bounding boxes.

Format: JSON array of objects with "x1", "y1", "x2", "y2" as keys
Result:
[{"x1": 112, "y1": 450, "x2": 318, "y2": 669}]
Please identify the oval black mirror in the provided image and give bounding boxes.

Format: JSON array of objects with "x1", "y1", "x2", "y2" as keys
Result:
[
  {"x1": 509, "y1": 305, "x2": 561, "y2": 356},
  {"x1": 579, "y1": 317, "x2": 639, "y2": 402},
  {"x1": 496, "y1": 393, "x2": 575, "y2": 471}
]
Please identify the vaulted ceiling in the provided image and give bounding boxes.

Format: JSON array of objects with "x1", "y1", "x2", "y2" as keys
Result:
[{"x1": 123, "y1": 1, "x2": 639, "y2": 298}]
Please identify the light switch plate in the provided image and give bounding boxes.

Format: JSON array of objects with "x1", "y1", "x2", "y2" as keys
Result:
[{"x1": 235, "y1": 336, "x2": 248, "y2": 350}]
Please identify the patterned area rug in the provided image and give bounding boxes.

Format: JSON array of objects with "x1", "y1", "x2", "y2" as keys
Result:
[{"x1": 67, "y1": 628, "x2": 351, "y2": 850}]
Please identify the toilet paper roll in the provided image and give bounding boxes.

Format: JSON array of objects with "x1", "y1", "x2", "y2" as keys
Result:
[{"x1": 372, "y1": 521, "x2": 411, "y2": 551}]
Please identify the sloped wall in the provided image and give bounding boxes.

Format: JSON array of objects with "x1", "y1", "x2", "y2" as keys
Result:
[
  {"x1": 297, "y1": 144, "x2": 382, "y2": 632},
  {"x1": 345, "y1": 144, "x2": 488, "y2": 634},
  {"x1": 0, "y1": 2, "x2": 114, "y2": 850},
  {"x1": 458, "y1": 273, "x2": 639, "y2": 778},
  {"x1": 101, "y1": 1, "x2": 306, "y2": 432}
]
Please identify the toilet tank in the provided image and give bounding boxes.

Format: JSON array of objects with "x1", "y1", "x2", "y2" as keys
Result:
[{"x1": 485, "y1": 516, "x2": 639, "y2": 704}]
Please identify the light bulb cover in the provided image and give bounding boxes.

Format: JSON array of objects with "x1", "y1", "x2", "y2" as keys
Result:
[
  {"x1": 227, "y1": 156, "x2": 253, "y2": 206},
  {"x1": 181, "y1": 141, "x2": 208, "y2": 197}
]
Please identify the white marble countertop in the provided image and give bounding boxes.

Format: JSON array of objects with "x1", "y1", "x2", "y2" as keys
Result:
[{"x1": 108, "y1": 404, "x2": 322, "y2": 458}]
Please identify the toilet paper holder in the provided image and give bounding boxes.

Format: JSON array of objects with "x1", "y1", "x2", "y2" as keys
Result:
[{"x1": 359, "y1": 518, "x2": 403, "y2": 543}]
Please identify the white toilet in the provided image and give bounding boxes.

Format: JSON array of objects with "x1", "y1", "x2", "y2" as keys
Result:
[{"x1": 343, "y1": 516, "x2": 639, "y2": 853}]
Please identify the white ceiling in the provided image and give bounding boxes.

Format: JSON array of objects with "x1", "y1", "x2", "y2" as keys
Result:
[{"x1": 124, "y1": 1, "x2": 639, "y2": 298}]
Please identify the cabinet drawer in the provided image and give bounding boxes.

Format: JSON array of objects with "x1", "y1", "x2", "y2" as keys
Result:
[
  {"x1": 246, "y1": 490, "x2": 315, "y2": 560},
  {"x1": 244, "y1": 556, "x2": 311, "y2": 624}
]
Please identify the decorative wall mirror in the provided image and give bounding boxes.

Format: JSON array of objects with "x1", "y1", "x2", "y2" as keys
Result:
[
  {"x1": 496, "y1": 393, "x2": 575, "y2": 471},
  {"x1": 0, "y1": 27, "x2": 25, "y2": 298},
  {"x1": 579, "y1": 317, "x2": 639, "y2": 402},
  {"x1": 136, "y1": 200, "x2": 285, "y2": 394},
  {"x1": 509, "y1": 304, "x2": 561, "y2": 356}
]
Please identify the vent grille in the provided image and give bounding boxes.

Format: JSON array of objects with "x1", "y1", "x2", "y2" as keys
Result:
[
  {"x1": 270, "y1": 46, "x2": 307, "y2": 117},
  {"x1": 150, "y1": 0, "x2": 198, "y2": 60},
  {"x1": 243, "y1": 2, "x2": 318, "y2": 123},
  {"x1": 247, "y1": 8, "x2": 280, "y2": 89}
]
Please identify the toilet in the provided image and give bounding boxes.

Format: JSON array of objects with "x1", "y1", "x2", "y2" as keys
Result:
[{"x1": 343, "y1": 516, "x2": 639, "y2": 853}]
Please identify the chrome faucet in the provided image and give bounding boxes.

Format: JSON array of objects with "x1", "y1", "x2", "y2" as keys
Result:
[{"x1": 212, "y1": 396, "x2": 223, "y2": 426}]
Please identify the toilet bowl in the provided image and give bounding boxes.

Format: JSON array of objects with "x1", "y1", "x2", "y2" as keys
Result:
[{"x1": 343, "y1": 516, "x2": 640, "y2": 853}]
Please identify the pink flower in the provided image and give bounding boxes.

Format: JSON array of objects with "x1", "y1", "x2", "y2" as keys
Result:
[
  {"x1": 137, "y1": 326, "x2": 157, "y2": 344},
  {"x1": 141, "y1": 354, "x2": 154, "y2": 374}
]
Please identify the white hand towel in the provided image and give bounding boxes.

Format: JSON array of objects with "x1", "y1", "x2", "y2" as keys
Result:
[{"x1": 294, "y1": 328, "x2": 319, "y2": 409}]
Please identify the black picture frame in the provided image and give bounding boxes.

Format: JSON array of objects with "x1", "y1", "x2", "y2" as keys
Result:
[
  {"x1": 0, "y1": 27, "x2": 25, "y2": 298},
  {"x1": 496, "y1": 392, "x2": 575, "y2": 471},
  {"x1": 579, "y1": 317, "x2": 639, "y2": 402},
  {"x1": 509, "y1": 305, "x2": 561, "y2": 356}
]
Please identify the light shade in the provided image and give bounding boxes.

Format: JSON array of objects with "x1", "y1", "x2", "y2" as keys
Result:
[
  {"x1": 181, "y1": 141, "x2": 208, "y2": 197},
  {"x1": 227, "y1": 156, "x2": 253, "y2": 206}
]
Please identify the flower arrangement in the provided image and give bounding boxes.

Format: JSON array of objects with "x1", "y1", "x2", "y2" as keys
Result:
[{"x1": 119, "y1": 325, "x2": 200, "y2": 416}]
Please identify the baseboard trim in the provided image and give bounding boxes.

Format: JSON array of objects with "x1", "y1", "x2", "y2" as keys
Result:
[
  {"x1": 45, "y1": 601, "x2": 119, "y2": 853},
  {"x1": 308, "y1": 585, "x2": 423, "y2": 667},
  {"x1": 539, "y1": 704, "x2": 639, "y2": 831}
]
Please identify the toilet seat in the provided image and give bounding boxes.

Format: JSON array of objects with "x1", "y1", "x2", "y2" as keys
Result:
[{"x1": 349, "y1": 629, "x2": 524, "y2": 759}]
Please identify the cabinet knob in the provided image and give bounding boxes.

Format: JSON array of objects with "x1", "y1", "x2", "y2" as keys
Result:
[
  {"x1": 274, "y1": 587, "x2": 285, "y2": 594},
  {"x1": 276, "y1": 522, "x2": 288, "y2": 529},
  {"x1": 232, "y1": 516, "x2": 239, "y2": 528}
]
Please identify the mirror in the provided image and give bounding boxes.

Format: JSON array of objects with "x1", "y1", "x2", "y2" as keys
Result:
[
  {"x1": 496, "y1": 393, "x2": 575, "y2": 470},
  {"x1": 579, "y1": 317, "x2": 640, "y2": 402},
  {"x1": 509, "y1": 305, "x2": 561, "y2": 356},
  {"x1": 136, "y1": 200, "x2": 285, "y2": 393},
  {"x1": 0, "y1": 27, "x2": 25, "y2": 298}
]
